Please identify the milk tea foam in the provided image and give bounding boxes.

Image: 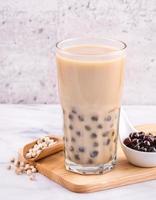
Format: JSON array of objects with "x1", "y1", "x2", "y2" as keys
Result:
[{"x1": 56, "y1": 45, "x2": 125, "y2": 167}]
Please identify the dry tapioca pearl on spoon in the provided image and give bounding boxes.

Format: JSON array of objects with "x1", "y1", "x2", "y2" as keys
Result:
[{"x1": 25, "y1": 136, "x2": 56, "y2": 159}]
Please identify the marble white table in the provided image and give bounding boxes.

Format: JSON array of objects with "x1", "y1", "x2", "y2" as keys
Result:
[{"x1": 0, "y1": 104, "x2": 156, "y2": 200}]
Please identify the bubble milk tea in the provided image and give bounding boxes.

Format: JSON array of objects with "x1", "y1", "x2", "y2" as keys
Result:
[{"x1": 56, "y1": 39, "x2": 126, "y2": 174}]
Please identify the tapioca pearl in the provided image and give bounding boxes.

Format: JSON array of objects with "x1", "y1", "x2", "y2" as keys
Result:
[
  {"x1": 104, "y1": 115, "x2": 112, "y2": 121},
  {"x1": 71, "y1": 137, "x2": 76, "y2": 142},
  {"x1": 102, "y1": 131, "x2": 109, "y2": 137},
  {"x1": 91, "y1": 115, "x2": 98, "y2": 121},
  {"x1": 76, "y1": 131, "x2": 81, "y2": 137},
  {"x1": 65, "y1": 137, "x2": 68, "y2": 142},
  {"x1": 88, "y1": 159, "x2": 93, "y2": 164},
  {"x1": 112, "y1": 131, "x2": 115, "y2": 137},
  {"x1": 68, "y1": 114, "x2": 74, "y2": 120},
  {"x1": 114, "y1": 137, "x2": 117, "y2": 143},
  {"x1": 70, "y1": 146, "x2": 74, "y2": 152},
  {"x1": 63, "y1": 109, "x2": 65, "y2": 115},
  {"x1": 85, "y1": 125, "x2": 91, "y2": 131},
  {"x1": 74, "y1": 154, "x2": 80, "y2": 160},
  {"x1": 103, "y1": 138, "x2": 110, "y2": 145},
  {"x1": 90, "y1": 133, "x2": 97, "y2": 139},
  {"x1": 93, "y1": 142, "x2": 99, "y2": 147},
  {"x1": 72, "y1": 109, "x2": 77, "y2": 114},
  {"x1": 78, "y1": 115, "x2": 84, "y2": 121},
  {"x1": 97, "y1": 124, "x2": 103, "y2": 129},
  {"x1": 69, "y1": 124, "x2": 73, "y2": 130},
  {"x1": 107, "y1": 138, "x2": 111, "y2": 145},
  {"x1": 90, "y1": 150, "x2": 99, "y2": 158},
  {"x1": 78, "y1": 147, "x2": 85, "y2": 153}
]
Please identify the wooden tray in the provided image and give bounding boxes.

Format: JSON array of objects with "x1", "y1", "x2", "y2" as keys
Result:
[{"x1": 20, "y1": 124, "x2": 156, "y2": 193}]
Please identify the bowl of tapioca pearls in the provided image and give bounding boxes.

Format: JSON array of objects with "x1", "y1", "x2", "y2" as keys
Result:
[{"x1": 120, "y1": 131, "x2": 156, "y2": 167}]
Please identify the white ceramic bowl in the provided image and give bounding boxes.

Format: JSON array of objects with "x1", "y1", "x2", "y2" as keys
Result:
[
  {"x1": 119, "y1": 109, "x2": 156, "y2": 167},
  {"x1": 120, "y1": 139, "x2": 156, "y2": 167}
]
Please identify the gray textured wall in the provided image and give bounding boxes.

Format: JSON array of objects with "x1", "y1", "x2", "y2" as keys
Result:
[{"x1": 0, "y1": 0, "x2": 156, "y2": 104}]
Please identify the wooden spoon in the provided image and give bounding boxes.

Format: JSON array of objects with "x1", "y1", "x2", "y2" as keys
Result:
[{"x1": 23, "y1": 135, "x2": 64, "y2": 162}]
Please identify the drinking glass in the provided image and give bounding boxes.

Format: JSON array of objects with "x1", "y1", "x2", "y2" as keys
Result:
[{"x1": 56, "y1": 38, "x2": 126, "y2": 174}]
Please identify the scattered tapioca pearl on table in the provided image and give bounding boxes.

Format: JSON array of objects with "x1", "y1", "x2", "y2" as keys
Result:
[
  {"x1": 124, "y1": 132, "x2": 156, "y2": 152},
  {"x1": 7, "y1": 157, "x2": 37, "y2": 181}
]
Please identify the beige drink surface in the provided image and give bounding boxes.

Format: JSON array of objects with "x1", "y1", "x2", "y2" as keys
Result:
[
  {"x1": 56, "y1": 45, "x2": 125, "y2": 110},
  {"x1": 56, "y1": 45, "x2": 125, "y2": 167}
]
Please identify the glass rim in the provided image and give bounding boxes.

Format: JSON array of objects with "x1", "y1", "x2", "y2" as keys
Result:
[{"x1": 56, "y1": 37, "x2": 127, "y2": 58}]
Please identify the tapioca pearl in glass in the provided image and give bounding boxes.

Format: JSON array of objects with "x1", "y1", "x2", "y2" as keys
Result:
[
  {"x1": 78, "y1": 147, "x2": 85, "y2": 153},
  {"x1": 74, "y1": 154, "x2": 80, "y2": 160},
  {"x1": 78, "y1": 115, "x2": 84, "y2": 122},
  {"x1": 90, "y1": 133, "x2": 97, "y2": 139},
  {"x1": 84, "y1": 125, "x2": 91, "y2": 131},
  {"x1": 69, "y1": 124, "x2": 74, "y2": 130},
  {"x1": 71, "y1": 137, "x2": 76, "y2": 142},
  {"x1": 104, "y1": 115, "x2": 112, "y2": 122},
  {"x1": 69, "y1": 146, "x2": 74, "y2": 152},
  {"x1": 103, "y1": 138, "x2": 111, "y2": 145},
  {"x1": 68, "y1": 113, "x2": 74, "y2": 120},
  {"x1": 76, "y1": 131, "x2": 81, "y2": 137},
  {"x1": 93, "y1": 141, "x2": 99, "y2": 147},
  {"x1": 65, "y1": 137, "x2": 68, "y2": 143},
  {"x1": 97, "y1": 124, "x2": 103, "y2": 129},
  {"x1": 90, "y1": 150, "x2": 99, "y2": 158},
  {"x1": 71, "y1": 108, "x2": 77, "y2": 114},
  {"x1": 114, "y1": 136, "x2": 118, "y2": 143},
  {"x1": 102, "y1": 131, "x2": 110, "y2": 137},
  {"x1": 91, "y1": 115, "x2": 98, "y2": 121},
  {"x1": 88, "y1": 159, "x2": 94, "y2": 164},
  {"x1": 111, "y1": 130, "x2": 115, "y2": 137}
]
